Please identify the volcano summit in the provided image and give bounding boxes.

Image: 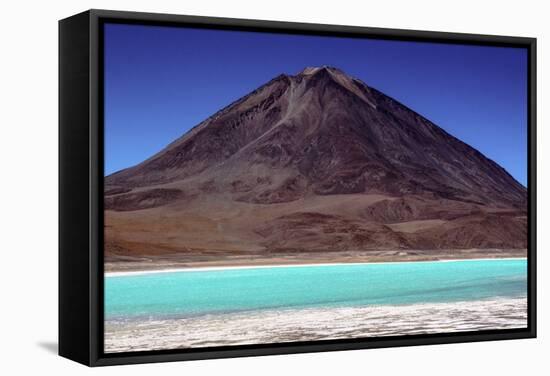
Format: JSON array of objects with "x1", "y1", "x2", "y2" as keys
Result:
[{"x1": 104, "y1": 66, "x2": 527, "y2": 270}]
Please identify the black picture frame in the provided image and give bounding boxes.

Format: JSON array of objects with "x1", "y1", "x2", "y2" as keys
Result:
[{"x1": 59, "y1": 9, "x2": 537, "y2": 367}]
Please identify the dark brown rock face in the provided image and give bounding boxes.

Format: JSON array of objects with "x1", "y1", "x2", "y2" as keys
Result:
[
  {"x1": 104, "y1": 188, "x2": 186, "y2": 211},
  {"x1": 105, "y1": 66, "x2": 527, "y2": 256},
  {"x1": 107, "y1": 66, "x2": 525, "y2": 207}
]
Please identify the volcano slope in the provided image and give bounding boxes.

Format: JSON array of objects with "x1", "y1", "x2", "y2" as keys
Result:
[{"x1": 104, "y1": 66, "x2": 527, "y2": 271}]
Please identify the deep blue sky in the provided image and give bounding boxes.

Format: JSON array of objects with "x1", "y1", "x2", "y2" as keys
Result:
[{"x1": 104, "y1": 23, "x2": 528, "y2": 185}]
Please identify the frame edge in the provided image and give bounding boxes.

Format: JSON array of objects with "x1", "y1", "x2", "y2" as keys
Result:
[
  {"x1": 59, "y1": 10, "x2": 93, "y2": 366},
  {"x1": 60, "y1": 8, "x2": 537, "y2": 367}
]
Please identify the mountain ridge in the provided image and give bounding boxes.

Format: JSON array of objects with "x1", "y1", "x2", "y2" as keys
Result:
[
  {"x1": 107, "y1": 66, "x2": 524, "y2": 206},
  {"x1": 104, "y1": 66, "x2": 527, "y2": 259}
]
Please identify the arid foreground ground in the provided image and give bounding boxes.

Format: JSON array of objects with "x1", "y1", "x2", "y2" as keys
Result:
[{"x1": 104, "y1": 192, "x2": 526, "y2": 272}]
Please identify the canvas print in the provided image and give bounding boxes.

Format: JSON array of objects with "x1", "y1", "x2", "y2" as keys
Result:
[{"x1": 103, "y1": 23, "x2": 528, "y2": 353}]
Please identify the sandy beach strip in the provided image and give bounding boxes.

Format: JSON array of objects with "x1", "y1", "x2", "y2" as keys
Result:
[
  {"x1": 105, "y1": 256, "x2": 527, "y2": 277},
  {"x1": 104, "y1": 248, "x2": 527, "y2": 274}
]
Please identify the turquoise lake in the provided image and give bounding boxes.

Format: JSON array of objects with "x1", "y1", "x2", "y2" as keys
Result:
[{"x1": 104, "y1": 259, "x2": 527, "y2": 320}]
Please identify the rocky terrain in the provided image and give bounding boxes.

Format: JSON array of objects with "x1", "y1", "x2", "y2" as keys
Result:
[{"x1": 104, "y1": 66, "x2": 527, "y2": 269}]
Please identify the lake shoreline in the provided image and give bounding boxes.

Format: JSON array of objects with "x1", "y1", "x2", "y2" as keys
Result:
[
  {"x1": 104, "y1": 258, "x2": 528, "y2": 353},
  {"x1": 104, "y1": 296, "x2": 528, "y2": 353},
  {"x1": 105, "y1": 250, "x2": 527, "y2": 277}
]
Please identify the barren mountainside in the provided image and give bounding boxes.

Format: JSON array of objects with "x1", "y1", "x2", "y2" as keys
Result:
[{"x1": 105, "y1": 66, "x2": 527, "y2": 263}]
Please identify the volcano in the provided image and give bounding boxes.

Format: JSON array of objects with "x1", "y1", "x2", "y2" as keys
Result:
[{"x1": 104, "y1": 66, "x2": 527, "y2": 268}]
